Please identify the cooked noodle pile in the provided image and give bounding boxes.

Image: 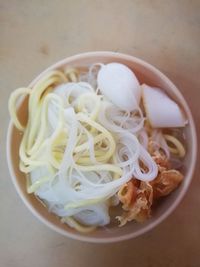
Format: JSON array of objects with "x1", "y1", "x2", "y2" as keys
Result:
[{"x1": 9, "y1": 64, "x2": 186, "y2": 232}]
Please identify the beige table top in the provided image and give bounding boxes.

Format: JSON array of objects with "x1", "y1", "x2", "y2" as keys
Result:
[{"x1": 1, "y1": 1, "x2": 200, "y2": 266}]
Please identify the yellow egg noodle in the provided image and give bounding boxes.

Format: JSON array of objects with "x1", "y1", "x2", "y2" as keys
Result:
[
  {"x1": 164, "y1": 134, "x2": 186, "y2": 158},
  {"x1": 9, "y1": 65, "x2": 186, "y2": 232}
]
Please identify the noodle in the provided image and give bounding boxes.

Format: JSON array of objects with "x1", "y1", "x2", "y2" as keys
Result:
[
  {"x1": 8, "y1": 64, "x2": 186, "y2": 232},
  {"x1": 164, "y1": 134, "x2": 186, "y2": 157}
]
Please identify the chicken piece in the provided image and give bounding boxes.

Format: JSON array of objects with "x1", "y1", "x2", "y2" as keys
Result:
[
  {"x1": 151, "y1": 169, "x2": 183, "y2": 199},
  {"x1": 117, "y1": 181, "x2": 153, "y2": 226}
]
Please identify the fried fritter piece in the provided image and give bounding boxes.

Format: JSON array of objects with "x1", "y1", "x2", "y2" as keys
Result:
[
  {"x1": 117, "y1": 141, "x2": 184, "y2": 226},
  {"x1": 117, "y1": 179, "x2": 138, "y2": 210},
  {"x1": 151, "y1": 169, "x2": 183, "y2": 199},
  {"x1": 117, "y1": 181, "x2": 153, "y2": 226},
  {"x1": 152, "y1": 150, "x2": 170, "y2": 171}
]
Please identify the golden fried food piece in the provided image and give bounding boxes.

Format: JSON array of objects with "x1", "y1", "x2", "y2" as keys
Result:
[
  {"x1": 152, "y1": 150, "x2": 170, "y2": 171},
  {"x1": 151, "y1": 169, "x2": 183, "y2": 199},
  {"x1": 117, "y1": 181, "x2": 153, "y2": 226},
  {"x1": 149, "y1": 145, "x2": 184, "y2": 199},
  {"x1": 117, "y1": 140, "x2": 184, "y2": 226},
  {"x1": 117, "y1": 179, "x2": 138, "y2": 210}
]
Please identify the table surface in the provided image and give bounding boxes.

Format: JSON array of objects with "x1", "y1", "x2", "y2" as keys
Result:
[{"x1": 1, "y1": 1, "x2": 200, "y2": 266}]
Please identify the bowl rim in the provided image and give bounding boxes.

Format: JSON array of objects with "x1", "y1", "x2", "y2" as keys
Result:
[{"x1": 6, "y1": 51, "x2": 197, "y2": 243}]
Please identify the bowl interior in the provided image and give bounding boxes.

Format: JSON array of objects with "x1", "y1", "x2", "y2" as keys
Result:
[{"x1": 7, "y1": 52, "x2": 197, "y2": 242}]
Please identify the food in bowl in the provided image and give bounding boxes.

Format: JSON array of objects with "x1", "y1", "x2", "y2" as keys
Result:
[{"x1": 8, "y1": 62, "x2": 187, "y2": 233}]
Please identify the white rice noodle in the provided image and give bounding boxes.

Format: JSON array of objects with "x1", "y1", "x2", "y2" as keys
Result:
[
  {"x1": 151, "y1": 130, "x2": 170, "y2": 158},
  {"x1": 133, "y1": 145, "x2": 158, "y2": 181},
  {"x1": 98, "y1": 102, "x2": 144, "y2": 134},
  {"x1": 15, "y1": 72, "x2": 160, "y2": 228}
]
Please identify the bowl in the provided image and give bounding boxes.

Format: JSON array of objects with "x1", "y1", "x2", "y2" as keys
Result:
[{"x1": 7, "y1": 51, "x2": 197, "y2": 243}]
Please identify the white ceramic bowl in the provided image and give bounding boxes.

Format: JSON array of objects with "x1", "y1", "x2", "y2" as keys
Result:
[{"x1": 7, "y1": 52, "x2": 197, "y2": 243}]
